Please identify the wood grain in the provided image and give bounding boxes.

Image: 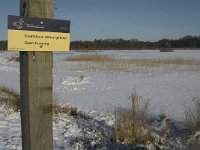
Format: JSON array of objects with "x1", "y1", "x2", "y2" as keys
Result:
[{"x1": 20, "y1": 0, "x2": 54, "y2": 149}]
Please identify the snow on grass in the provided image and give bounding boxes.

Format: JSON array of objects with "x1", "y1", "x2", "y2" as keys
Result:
[
  {"x1": 0, "y1": 85, "x2": 115, "y2": 149},
  {"x1": 0, "y1": 92, "x2": 191, "y2": 150},
  {"x1": 0, "y1": 102, "x2": 116, "y2": 150}
]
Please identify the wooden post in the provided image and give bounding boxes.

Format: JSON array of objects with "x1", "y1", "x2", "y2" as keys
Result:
[{"x1": 20, "y1": 0, "x2": 54, "y2": 149}]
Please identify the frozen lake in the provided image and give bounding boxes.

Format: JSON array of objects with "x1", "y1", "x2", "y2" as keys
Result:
[{"x1": 1, "y1": 50, "x2": 200, "y2": 120}]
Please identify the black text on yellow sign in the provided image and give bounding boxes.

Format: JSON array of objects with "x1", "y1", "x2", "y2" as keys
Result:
[{"x1": 8, "y1": 15, "x2": 70, "y2": 51}]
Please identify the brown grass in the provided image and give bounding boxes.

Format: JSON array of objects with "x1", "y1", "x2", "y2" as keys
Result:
[
  {"x1": 52, "y1": 101, "x2": 89, "y2": 119},
  {"x1": 113, "y1": 92, "x2": 153, "y2": 145},
  {"x1": 65, "y1": 54, "x2": 200, "y2": 65},
  {"x1": 65, "y1": 54, "x2": 200, "y2": 72},
  {"x1": 65, "y1": 54, "x2": 114, "y2": 62},
  {"x1": 185, "y1": 97, "x2": 200, "y2": 134},
  {"x1": 126, "y1": 57, "x2": 200, "y2": 66},
  {"x1": 6, "y1": 56, "x2": 20, "y2": 62},
  {"x1": 0, "y1": 86, "x2": 20, "y2": 112},
  {"x1": 0, "y1": 86, "x2": 89, "y2": 118}
]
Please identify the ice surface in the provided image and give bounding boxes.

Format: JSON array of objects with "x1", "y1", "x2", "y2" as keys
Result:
[{"x1": 0, "y1": 50, "x2": 200, "y2": 120}]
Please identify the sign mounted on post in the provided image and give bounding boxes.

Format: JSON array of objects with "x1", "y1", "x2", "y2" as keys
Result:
[{"x1": 8, "y1": 15, "x2": 70, "y2": 51}]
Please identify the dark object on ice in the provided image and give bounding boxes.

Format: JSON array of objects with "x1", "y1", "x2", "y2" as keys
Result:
[
  {"x1": 160, "y1": 41, "x2": 173, "y2": 52},
  {"x1": 160, "y1": 48, "x2": 173, "y2": 52}
]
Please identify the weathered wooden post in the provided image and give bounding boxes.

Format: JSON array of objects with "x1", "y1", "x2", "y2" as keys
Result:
[
  {"x1": 8, "y1": 0, "x2": 69, "y2": 148},
  {"x1": 19, "y1": 0, "x2": 54, "y2": 149}
]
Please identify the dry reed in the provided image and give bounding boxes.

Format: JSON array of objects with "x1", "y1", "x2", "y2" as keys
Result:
[
  {"x1": 65, "y1": 54, "x2": 200, "y2": 72},
  {"x1": 0, "y1": 86, "x2": 89, "y2": 118},
  {"x1": 0, "y1": 86, "x2": 20, "y2": 112},
  {"x1": 6, "y1": 56, "x2": 20, "y2": 62},
  {"x1": 113, "y1": 92, "x2": 153, "y2": 145},
  {"x1": 65, "y1": 54, "x2": 114, "y2": 62},
  {"x1": 52, "y1": 101, "x2": 89, "y2": 118},
  {"x1": 185, "y1": 97, "x2": 200, "y2": 134}
]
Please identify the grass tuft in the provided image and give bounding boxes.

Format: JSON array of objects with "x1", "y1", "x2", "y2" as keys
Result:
[
  {"x1": 52, "y1": 101, "x2": 88, "y2": 118},
  {"x1": 113, "y1": 92, "x2": 153, "y2": 145}
]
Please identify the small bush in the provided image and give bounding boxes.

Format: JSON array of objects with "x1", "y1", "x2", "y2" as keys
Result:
[{"x1": 113, "y1": 92, "x2": 153, "y2": 145}]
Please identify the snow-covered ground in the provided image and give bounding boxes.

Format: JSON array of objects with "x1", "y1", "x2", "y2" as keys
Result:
[
  {"x1": 0, "y1": 104, "x2": 115, "y2": 150},
  {"x1": 1, "y1": 50, "x2": 200, "y2": 149}
]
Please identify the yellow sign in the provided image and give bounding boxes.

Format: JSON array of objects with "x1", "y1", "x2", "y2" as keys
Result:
[
  {"x1": 8, "y1": 15, "x2": 70, "y2": 51},
  {"x1": 8, "y1": 30, "x2": 70, "y2": 51}
]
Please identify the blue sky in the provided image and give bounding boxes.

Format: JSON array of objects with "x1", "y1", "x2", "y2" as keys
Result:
[{"x1": 1, "y1": 0, "x2": 200, "y2": 41}]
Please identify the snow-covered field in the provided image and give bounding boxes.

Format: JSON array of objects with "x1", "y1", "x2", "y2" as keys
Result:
[{"x1": 0, "y1": 50, "x2": 200, "y2": 149}]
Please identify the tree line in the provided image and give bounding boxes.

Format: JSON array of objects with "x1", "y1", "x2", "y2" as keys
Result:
[
  {"x1": 70, "y1": 35, "x2": 200, "y2": 50},
  {"x1": 1, "y1": 35, "x2": 200, "y2": 51}
]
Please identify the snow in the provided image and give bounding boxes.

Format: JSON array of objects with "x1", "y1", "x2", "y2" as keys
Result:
[
  {"x1": 1, "y1": 50, "x2": 200, "y2": 118},
  {"x1": 1, "y1": 50, "x2": 200, "y2": 149},
  {"x1": 0, "y1": 104, "x2": 115, "y2": 150},
  {"x1": 0, "y1": 106, "x2": 21, "y2": 150},
  {"x1": 53, "y1": 50, "x2": 200, "y2": 120}
]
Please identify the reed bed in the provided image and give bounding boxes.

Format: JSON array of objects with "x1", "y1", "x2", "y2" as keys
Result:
[{"x1": 65, "y1": 54, "x2": 200, "y2": 72}]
